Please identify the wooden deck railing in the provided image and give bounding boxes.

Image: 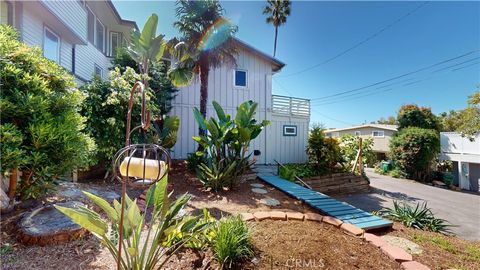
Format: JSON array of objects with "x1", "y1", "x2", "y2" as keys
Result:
[{"x1": 272, "y1": 95, "x2": 310, "y2": 118}]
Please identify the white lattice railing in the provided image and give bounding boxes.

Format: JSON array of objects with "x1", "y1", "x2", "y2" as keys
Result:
[{"x1": 272, "y1": 95, "x2": 310, "y2": 118}]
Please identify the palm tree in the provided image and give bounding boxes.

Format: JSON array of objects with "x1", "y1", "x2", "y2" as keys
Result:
[
  {"x1": 263, "y1": 0, "x2": 291, "y2": 57},
  {"x1": 169, "y1": 0, "x2": 238, "y2": 136}
]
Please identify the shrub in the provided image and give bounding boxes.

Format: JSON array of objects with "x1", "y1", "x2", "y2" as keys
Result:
[
  {"x1": 80, "y1": 67, "x2": 159, "y2": 166},
  {"x1": 279, "y1": 166, "x2": 295, "y2": 181},
  {"x1": 389, "y1": 168, "x2": 406, "y2": 179},
  {"x1": 340, "y1": 134, "x2": 376, "y2": 169},
  {"x1": 389, "y1": 127, "x2": 440, "y2": 180},
  {"x1": 214, "y1": 216, "x2": 253, "y2": 268},
  {"x1": 186, "y1": 152, "x2": 205, "y2": 172},
  {"x1": 306, "y1": 125, "x2": 342, "y2": 174},
  {"x1": 56, "y1": 178, "x2": 207, "y2": 269},
  {"x1": 0, "y1": 25, "x2": 95, "y2": 199},
  {"x1": 193, "y1": 101, "x2": 269, "y2": 191},
  {"x1": 380, "y1": 201, "x2": 451, "y2": 233}
]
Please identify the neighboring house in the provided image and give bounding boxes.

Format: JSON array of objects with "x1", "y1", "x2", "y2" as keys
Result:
[
  {"x1": 0, "y1": 0, "x2": 137, "y2": 84},
  {"x1": 326, "y1": 124, "x2": 398, "y2": 160},
  {"x1": 170, "y1": 38, "x2": 310, "y2": 164},
  {"x1": 439, "y1": 132, "x2": 480, "y2": 192}
]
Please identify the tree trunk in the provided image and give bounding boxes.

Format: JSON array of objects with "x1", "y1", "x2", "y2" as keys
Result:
[
  {"x1": 199, "y1": 54, "x2": 210, "y2": 137},
  {"x1": 273, "y1": 26, "x2": 278, "y2": 57},
  {"x1": 8, "y1": 169, "x2": 17, "y2": 199}
]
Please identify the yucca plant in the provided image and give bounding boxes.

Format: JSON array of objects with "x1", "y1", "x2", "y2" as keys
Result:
[
  {"x1": 56, "y1": 177, "x2": 207, "y2": 269},
  {"x1": 214, "y1": 215, "x2": 253, "y2": 269},
  {"x1": 380, "y1": 201, "x2": 451, "y2": 233}
]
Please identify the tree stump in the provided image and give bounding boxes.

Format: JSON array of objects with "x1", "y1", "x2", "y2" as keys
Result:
[{"x1": 18, "y1": 201, "x2": 87, "y2": 246}]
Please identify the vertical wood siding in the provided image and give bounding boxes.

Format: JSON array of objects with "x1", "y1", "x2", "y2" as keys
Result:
[{"x1": 169, "y1": 48, "x2": 309, "y2": 164}]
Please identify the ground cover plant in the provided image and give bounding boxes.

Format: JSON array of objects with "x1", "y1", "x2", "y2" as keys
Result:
[
  {"x1": 0, "y1": 25, "x2": 94, "y2": 199},
  {"x1": 56, "y1": 178, "x2": 207, "y2": 270},
  {"x1": 213, "y1": 216, "x2": 253, "y2": 269},
  {"x1": 380, "y1": 201, "x2": 451, "y2": 233}
]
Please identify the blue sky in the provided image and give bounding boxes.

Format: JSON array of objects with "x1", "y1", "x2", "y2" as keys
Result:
[{"x1": 113, "y1": 0, "x2": 480, "y2": 128}]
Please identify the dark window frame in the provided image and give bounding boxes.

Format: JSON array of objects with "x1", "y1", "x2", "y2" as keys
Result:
[{"x1": 283, "y1": 125, "x2": 297, "y2": 136}]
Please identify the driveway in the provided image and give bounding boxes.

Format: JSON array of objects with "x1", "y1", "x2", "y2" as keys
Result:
[{"x1": 334, "y1": 169, "x2": 480, "y2": 241}]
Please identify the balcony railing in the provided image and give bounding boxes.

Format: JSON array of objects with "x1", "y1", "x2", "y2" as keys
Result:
[{"x1": 272, "y1": 95, "x2": 310, "y2": 118}]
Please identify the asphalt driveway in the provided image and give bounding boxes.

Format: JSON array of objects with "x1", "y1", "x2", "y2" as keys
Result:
[{"x1": 334, "y1": 169, "x2": 480, "y2": 241}]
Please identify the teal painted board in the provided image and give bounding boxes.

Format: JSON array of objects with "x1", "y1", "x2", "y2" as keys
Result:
[
  {"x1": 343, "y1": 216, "x2": 383, "y2": 225},
  {"x1": 325, "y1": 209, "x2": 366, "y2": 215},
  {"x1": 350, "y1": 219, "x2": 393, "y2": 230},
  {"x1": 335, "y1": 212, "x2": 373, "y2": 220},
  {"x1": 319, "y1": 205, "x2": 355, "y2": 212}
]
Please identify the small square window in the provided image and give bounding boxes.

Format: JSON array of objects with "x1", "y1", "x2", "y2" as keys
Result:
[
  {"x1": 234, "y1": 70, "x2": 247, "y2": 87},
  {"x1": 283, "y1": 125, "x2": 297, "y2": 136},
  {"x1": 372, "y1": 131, "x2": 384, "y2": 137},
  {"x1": 354, "y1": 131, "x2": 361, "y2": 136},
  {"x1": 94, "y1": 64, "x2": 103, "y2": 78}
]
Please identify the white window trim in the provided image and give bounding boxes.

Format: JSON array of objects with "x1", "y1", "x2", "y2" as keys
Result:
[
  {"x1": 233, "y1": 69, "x2": 248, "y2": 88},
  {"x1": 109, "y1": 31, "x2": 121, "y2": 57},
  {"x1": 283, "y1": 125, "x2": 297, "y2": 136},
  {"x1": 96, "y1": 18, "x2": 105, "y2": 52},
  {"x1": 372, "y1": 130, "x2": 385, "y2": 138},
  {"x1": 86, "y1": 5, "x2": 105, "y2": 53},
  {"x1": 94, "y1": 64, "x2": 104, "y2": 78},
  {"x1": 43, "y1": 26, "x2": 60, "y2": 64}
]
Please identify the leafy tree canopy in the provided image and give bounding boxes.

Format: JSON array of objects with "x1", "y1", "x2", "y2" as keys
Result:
[{"x1": 397, "y1": 104, "x2": 441, "y2": 131}]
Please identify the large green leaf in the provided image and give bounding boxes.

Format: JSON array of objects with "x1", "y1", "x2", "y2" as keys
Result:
[
  {"x1": 83, "y1": 191, "x2": 118, "y2": 222},
  {"x1": 213, "y1": 101, "x2": 228, "y2": 123},
  {"x1": 153, "y1": 176, "x2": 168, "y2": 209},
  {"x1": 140, "y1": 14, "x2": 158, "y2": 49},
  {"x1": 55, "y1": 205, "x2": 108, "y2": 237},
  {"x1": 126, "y1": 199, "x2": 142, "y2": 229},
  {"x1": 193, "y1": 108, "x2": 207, "y2": 130}
]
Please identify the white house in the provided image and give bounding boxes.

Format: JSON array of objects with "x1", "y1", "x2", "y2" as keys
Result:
[
  {"x1": 0, "y1": 0, "x2": 137, "y2": 84},
  {"x1": 171, "y1": 38, "x2": 310, "y2": 164},
  {"x1": 439, "y1": 132, "x2": 480, "y2": 192},
  {"x1": 1, "y1": 0, "x2": 310, "y2": 165}
]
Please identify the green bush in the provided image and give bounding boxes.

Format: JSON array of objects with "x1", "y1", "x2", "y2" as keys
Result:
[
  {"x1": 381, "y1": 201, "x2": 451, "y2": 233},
  {"x1": 389, "y1": 168, "x2": 406, "y2": 179},
  {"x1": 306, "y1": 125, "x2": 342, "y2": 174},
  {"x1": 389, "y1": 127, "x2": 440, "y2": 180},
  {"x1": 193, "y1": 101, "x2": 269, "y2": 191},
  {"x1": 80, "y1": 67, "x2": 159, "y2": 166},
  {"x1": 186, "y1": 152, "x2": 205, "y2": 172},
  {"x1": 0, "y1": 25, "x2": 95, "y2": 199},
  {"x1": 340, "y1": 134, "x2": 376, "y2": 169},
  {"x1": 279, "y1": 166, "x2": 296, "y2": 181},
  {"x1": 214, "y1": 216, "x2": 253, "y2": 269}
]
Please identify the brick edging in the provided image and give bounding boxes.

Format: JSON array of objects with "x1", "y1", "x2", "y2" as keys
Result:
[{"x1": 240, "y1": 211, "x2": 430, "y2": 270}]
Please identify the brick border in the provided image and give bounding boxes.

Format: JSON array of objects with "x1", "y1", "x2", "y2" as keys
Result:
[{"x1": 241, "y1": 211, "x2": 430, "y2": 270}]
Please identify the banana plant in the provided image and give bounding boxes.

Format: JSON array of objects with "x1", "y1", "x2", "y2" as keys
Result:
[
  {"x1": 191, "y1": 100, "x2": 270, "y2": 190},
  {"x1": 55, "y1": 177, "x2": 207, "y2": 270}
]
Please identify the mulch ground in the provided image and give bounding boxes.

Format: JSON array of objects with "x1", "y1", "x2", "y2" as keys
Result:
[
  {"x1": 251, "y1": 220, "x2": 400, "y2": 270},
  {"x1": 1, "y1": 160, "x2": 479, "y2": 269},
  {"x1": 382, "y1": 223, "x2": 480, "y2": 270}
]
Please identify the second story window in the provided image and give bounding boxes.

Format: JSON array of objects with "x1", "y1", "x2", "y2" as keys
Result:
[
  {"x1": 87, "y1": 7, "x2": 95, "y2": 43},
  {"x1": 96, "y1": 19, "x2": 104, "y2": 51},
  {"x1": 43, "y1": 27, "x2": 60, "y2": 63},
  {"x1": 234, "y1": 70, "x2": 247, "y2": 87},
  {"x1": 86, "y1": 5, "x2": 105, "y2": 53},
  {"x1": 109, "y1": 32, "x2": 120, "y2": 57}
]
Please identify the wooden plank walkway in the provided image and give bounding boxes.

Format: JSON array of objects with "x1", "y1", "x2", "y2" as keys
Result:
[{"x1": 258, "y1": 175, "x2": 393, "y2": 230}]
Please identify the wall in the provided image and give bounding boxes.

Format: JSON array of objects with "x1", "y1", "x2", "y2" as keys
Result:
[
  {"x1": 40, "y1": 0, "x2": 87, "y2": 41},
  {"x1": 469, "y1": 163, "x2": 480, "y2": 192},
  {"x1": 328, "y1": 127, "x2": 396, "y2": 153},
  {"x1": 75, "y1": 42, "x2": 111, "y2": 80},
  {"x1": 21, "y1": 5, "x2": 73, "y2": 72},
  {"x1": 170, "y1": 47, "x2": 273, "y2": 163},
  {"x1": 266, "y1": 114, "x2": 309, "y2": 164}
]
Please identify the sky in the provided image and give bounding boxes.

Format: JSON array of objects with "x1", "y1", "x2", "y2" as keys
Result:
[{"x1": 112, "y1": 0, "x2": 480, "y2": 128}]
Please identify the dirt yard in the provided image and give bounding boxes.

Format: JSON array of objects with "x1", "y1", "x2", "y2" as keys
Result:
[{"x1": 1, "y1": 161, "x2": 479, "y2": 269}]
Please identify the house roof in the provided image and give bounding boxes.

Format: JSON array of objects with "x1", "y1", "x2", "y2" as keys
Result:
[
  {"x1": 106, "y1": 0, "x2": 139, "y2": 30},
  {"x1": 232, "y1": 38, "x2": 285, "y2": 72},
  {"x1": 326, "y1": 124, "x2": 398, "y2": 133}
]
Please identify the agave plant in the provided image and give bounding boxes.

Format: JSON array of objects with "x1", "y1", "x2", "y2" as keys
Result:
[
  {"x1": 380, "y1": 201, "x2": 451, "y2": 233},
  {"x1": 56, "y1": 177, "x2": 207, "y2": 270}
]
